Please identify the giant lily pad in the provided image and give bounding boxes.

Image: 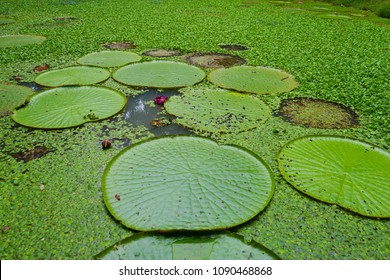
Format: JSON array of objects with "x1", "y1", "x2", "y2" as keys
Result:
[
  {"x1": 0, "y1": 83, "x2": 35, "y2": 116},
  {"x1": 164, "y1": 90, "x2": 271, "y2": 133},
  {"x1": 34, "y1": 66, "x2": 110, "y2": 87},
  {"x1": 113, "y1": 61, "x2": 205, "y2": 88},
  {"x1": 11, "y1": 86, "x2": 126, "y2": 129},
  {"x1": 277, "y1": 136, "x2": 390, "y2": 218},
  {"x1": 208, "y1": 66, "x2": 299, "y2": 94},
  {"x1": 103, "y1": 136, "x2": 274, "y2": 231},
  {"x1": 77, "y1": 51, "x2": 142, "y2": 67},
  {"x1": 0, "y1": 35, "x2": 46, "y2": 48},
  {"x1": 96, "y1": 232, "x2": 280, "y2": 260}
]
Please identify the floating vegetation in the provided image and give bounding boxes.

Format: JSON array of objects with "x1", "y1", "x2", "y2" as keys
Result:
[
  {"x1": 319, "y1": 14, "x2": 352, "y2": 20},
  {"x1": 101, "y1": 41, "x2": 137, "y2": 50},
  {"x1": 96, "y1": 232, "x2": 280, "y2": 260},
  {"x1": 10, "y1": 146, "x2": 52, "y2": 163},
  {"x1": 34, "y1": 66, "x2": 110, "y2": 87},
  {"x1": 102, "y1": 136, "x2": 274, "y2": 231},
  {"x1": 11, "y1": 86, "x2": 126, "y2": 129},
  {"x1": 143, "y1": 49, "x2": 182, "y2": 57},
  {"x1": 277, "y1": 136, "x2": 390, "y2": 218},
  {"x1": 208, "y1": 66, "x2": 299, "y2": 94},
  {"x1": 164, "y1": 89, "x2": 271, "y2": 133},
  {"x1": 276, "y1": 97, "x2": 359, "y2": 129},
  {"x1": 0, "y1": 17, "x2": 16, "y2": 25},
  {"x1": 113, "y1": 61, "x2": 205, "y2": 88},
  {"x1": 0, "y1": 35, "x2": 46, "y2": 48},
  {"x1": 77, "y1": 51, "x2": 142, "y2": 68},
  {"x1": 0, "y1": 83, "x2": 35, "y2": 116},
  {"x1": 182, "y1": 53, "x2": 246, "y2": 68},
  {"x1": 219, "y1": 44, "x2": 250, "y2": 51}
]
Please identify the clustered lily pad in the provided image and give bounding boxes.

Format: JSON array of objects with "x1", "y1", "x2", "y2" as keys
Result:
[
  {"x1": 277, "y1": 136, "x2": 390, "y2": 218},
  {"x1": 11, "y1": 86, "x2": 126, "y2": 129},
  {"x1": 34, "y1": 66, "x2": 110, "y2": 87},
  {"x1": 103, "y1": 136, "x2": 274, "y2": 231},
  {"x1": 208, "y1": 66, "x2": 299, "y2": 94},
  {"x1": 96, "y1": 232, "x2": 279, "y2": 260},
  {"x1": 0, "y1": 83, "x2": 35, "y2": 116},
  {"x1": 164, "y1": 90, "x2": 271, "y2": 133},
  {"x1": 113, "y1": 61, "x2": 205, "y2": 88},
  {"x1": 77, "y1": 51, "x2": 142, "y2": 67},
  {"x1": 0, "y1": 35, "x2": 46, "y2": 48}
]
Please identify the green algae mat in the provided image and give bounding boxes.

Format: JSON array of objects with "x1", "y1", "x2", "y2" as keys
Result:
[{"x1": 1, "y1": 0, "x2": 389, "y2": 261}]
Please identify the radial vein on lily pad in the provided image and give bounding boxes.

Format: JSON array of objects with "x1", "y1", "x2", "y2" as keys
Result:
[
  {"x1": 277, "y1": 136, "x2": 390, "y2": 218},
  {"x1": 102, "y1": 136, "x2": 275, "y2": 231}
]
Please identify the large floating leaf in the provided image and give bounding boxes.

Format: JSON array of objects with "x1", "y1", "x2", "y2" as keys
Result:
[
  {"x1": 164, "y1": 90, "x2": 271, "y2": 133},
  {"x1": 208, "y1": 66, "x2": 299, "y2": 94},
  {"x1": 0, "y1": 83, "x2": 35, "y2": 116},
  {"x1": 103, "y1": 136, "x2": 274, "y2": 231},
  {"x1": 277, "y1": 136, "x2": 390, "y2": 218},
  {"x1": 0, "y1": 35, "x2": 46, "y2": 48},
  {"x1": 77, "y1": 51, "x2": 142, "y2": 67},
  {"x1": 34, "y1": 66, "x2": 110, "y2": 87},
  {"x1": 96, "y1": 232, "x2": 280, "y2": 260},
  {"x1": 113, "y1": 61, "x2": 205, "y2": 88},
  {"x1": 11, "y1": 86, "x2": 126, "y2": 129}
]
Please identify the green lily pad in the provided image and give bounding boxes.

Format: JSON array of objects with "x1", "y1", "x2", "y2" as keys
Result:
[
  {"x1": 0, "y1": 17, "x2": 16, "y2": 25},
  {"x1": 164, "y1": 90, "x2": 271, "y2": 133},
  {"x1": 113, "y1": 61, "x2": 205, "y2": 88},
  {"x1": 11, "y1": 86, "x2": 126, "y2": 129},
  {"x1": 0, "y1": 83, "x2": 35, "y2": 116},
  {"x1": 96, "y1": 232, "x2": 280, "y2": 260},
  {"x1": 277, "y1": 136, "x2": 390, "y2": 218},
  {"x1": 208, "y1": 66, "x2": 299, "y2": 94},
  {"x1": 77, "y1": 51, "x2": 142, "y2": 67},
  {"x1": 0, "y1": 35, "x2": 46, "y2": 48},
  {"x1": 319, "y1": 14, "x2": 352, "y2": 20},
  {"x1": 103, "y1": 136, "x2": 274, "y2": 231},
  {"x1": 34, "y1": 66, "x2": 110, "y2": 87}
]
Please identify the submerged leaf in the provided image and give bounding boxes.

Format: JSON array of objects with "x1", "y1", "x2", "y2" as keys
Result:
[{"x1": 103, "y1": 136, "x2": 274, "y2": 231}]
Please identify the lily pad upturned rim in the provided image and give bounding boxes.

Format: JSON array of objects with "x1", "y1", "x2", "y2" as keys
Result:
[
  {"x1": 34, "y1": 65, "x2": 111, "y2": 87},
  {"x1": 11, "y1": 86, "x2": 127, "y2": 129},
  {"x1": 277, "y1": 135, "x2": 390, "y2": 218},
  {"x1": 95, "y1": 231, "x2": 280, "y2": 260},
  {"x1": 102, "y1": 135, "x2": 275, "y2": 231}
]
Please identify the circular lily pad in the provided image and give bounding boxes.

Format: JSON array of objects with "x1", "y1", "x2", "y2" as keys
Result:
[
  {"x1": 276, "y1": 97, "x2": 359, "y2": 129},
  {"x1": 103, "y1": 136, "x2": 274, "y2": 231},
  {"x1": 11, "y1": 86, "x2": 126, "y2": 129},
  {"x1": 208, "y1": 66, "x2": 299, "y2": 94},
  {"x1": 77, "y1": 51, "x2": 142, "y2": 68},
  {"x1": 277, "y1": 136, "x2": 390, "y2": 218},
  {"x1": 96, "y1": 232, "x2": 280, "y2": 260},
  {"x1": 165, "y1": 90, "x2": 271, "y2": 133},
  {"x1": 113, "y1": 61, "x2": 205, "y2": 88},
  {"x1": 0, "y1": 83, "x2": 35, "y2": 116},
  {"x1": 143, "y1": 48, "x2": 182, "y2": 57},
  {"x1": 0, "y1": 17, "x2": 16, "y2": 25},
  {"x1": 0, "y1": 35, "x2": 46, "y2": 48},
  {"x1": 183, "y1": 52, "x2": 246, "y2": 68},
  {"x1": 34, "y1": 66, "x2": 110, "y2": 87}
]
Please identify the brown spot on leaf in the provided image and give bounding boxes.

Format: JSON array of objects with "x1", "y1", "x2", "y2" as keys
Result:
[{"x1": 115, "y1": 194, "x2": 121, "y2": 201}]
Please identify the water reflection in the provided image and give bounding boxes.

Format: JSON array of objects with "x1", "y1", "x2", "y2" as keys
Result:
[{"x1": 124, "y1": 88, "x2": 193, "y2": 136}]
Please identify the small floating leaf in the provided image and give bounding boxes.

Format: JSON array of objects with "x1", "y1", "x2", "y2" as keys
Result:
[
  {"x1": 11, "y1": 86, "x2": 126, "y2": 129},
  {"x1": 0, "y1": 35, "x2": 46, "y2": 48},
  {"x1": 0, "y1": 83, "x2": 35, "y2": 116},
  {"x1": 96, "y1": 232, "x2": 279, "y2": 260},
  {"x1": 77, "y1": 51, "x2": 142, "y2": 68},
  {"x1": 277, "y1": 136, "x2": 390, "y2": 218},
  {"x1": 164, "y1": 90, "x2": 271, "y2": 133},
  {"x1": 208, "y1": 66, "x2": 299, "y2": 94},
  {"x1": 103, "y1": 136, "x2": 274, "y2": 231},
  {"x1": 34, "y1": 66, "x2": 110, "y2": 87},
  {"x1": 113, "y1": 61, "x2": 205, "y2": 88}
]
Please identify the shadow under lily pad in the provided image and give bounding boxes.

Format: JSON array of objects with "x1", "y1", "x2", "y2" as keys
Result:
[
  {"x1": 182, "y1": 52, "x2": 246, "y2": 68},
  {"x1": 276, "y1": 97, "x2": 359, "y2": 129}
]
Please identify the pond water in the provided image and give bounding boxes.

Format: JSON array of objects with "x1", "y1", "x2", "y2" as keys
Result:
[{"x1": 123, "y1": 88, "x2": 193, "y2": 137}]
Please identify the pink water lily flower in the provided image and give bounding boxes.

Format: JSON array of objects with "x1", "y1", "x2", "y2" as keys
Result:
[{"x1": 154, "y1": 95, "x2": 168, "y2": 105}]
